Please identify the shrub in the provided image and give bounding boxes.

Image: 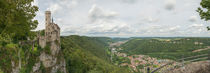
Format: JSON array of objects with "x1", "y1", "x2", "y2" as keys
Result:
[{"x1": 44, "y1": 42, "x2": 51, "y2": 54}]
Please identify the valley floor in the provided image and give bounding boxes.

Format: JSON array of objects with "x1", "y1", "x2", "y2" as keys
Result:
[{"x1": 110, "y1": 40, "x2": 210, "y2": 73}]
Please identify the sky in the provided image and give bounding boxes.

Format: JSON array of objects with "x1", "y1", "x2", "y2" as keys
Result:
[{"x1": 34, "y1": 0, "x2": 210, "y2": 37}]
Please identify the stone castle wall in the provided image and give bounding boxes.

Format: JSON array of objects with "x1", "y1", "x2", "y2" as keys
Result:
[{"x1": 38, "y1": 36, "x2": 46, "y2": 48}]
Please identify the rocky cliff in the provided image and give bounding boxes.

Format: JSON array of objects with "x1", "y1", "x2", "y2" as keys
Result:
[{"x1": 31, "y1": 41, "x2": 66, "y2": 73}]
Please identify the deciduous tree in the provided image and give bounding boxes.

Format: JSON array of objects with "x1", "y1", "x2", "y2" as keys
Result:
[
  {"x1": 0, "y1": 0, "x2": 38, "y2": 40},
  {"x1": 197, "y1": 0, "x2": 210, "y2": 30}
]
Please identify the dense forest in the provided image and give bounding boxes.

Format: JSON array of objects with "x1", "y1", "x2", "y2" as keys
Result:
[
  {"x1": 120, "y1": 38, "x2": 210, "y2": 60},
  {"x1": 61, "y1": 35, "x2": 130, "y2": 73}
]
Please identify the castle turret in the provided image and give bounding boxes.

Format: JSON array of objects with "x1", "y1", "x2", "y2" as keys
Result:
[
  {"x1": 45, "y1": 11, "x2": 51, "y2": 37},
  {"x1": 45, "y1": 11, "x2": 51, "y2": 26}
]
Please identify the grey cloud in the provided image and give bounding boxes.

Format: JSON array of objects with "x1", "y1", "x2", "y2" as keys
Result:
[
  {"x1": 87, "y1": 20, "x2": 133, "y2": 35},
  {"x1": 62, "y1": 19, "x2": 134, "y2": 36},
  {"x1": 189, "y1": 16, "x2": 197, "y2": 22},
  {"x1": 165, "y1": 0, "x2": 176, "y2": 10},
  {"x1": 120, "y1": 0, "x2": 138, "y2": 4},
  {"x1": 47, "y1": 3, "x2": 62, "y2": 14},
  {"x1": 144, "y1": 17, "x2": 159, "y2": 23},
  {"x1": 136, "y1": 25, "x2": 182, "y2": 36},
  {"x1": 191, "y1": 24, "x2": 204, "y2": 27},
  {"x1": 35, "y1": 0, "x2": 210, "y2": 37},
  {"x1": 167, "y1": 25, "x2": 181, "y2": 33},
  {"x1": 32, "y1": 0, "x2": 38, "y2": 6},
  {"x1": 60, "y1": 0, "x2": 78, "y2": 9},
  {"x1": 88, "y1": 5, "x2": 118, "y2": 22}
]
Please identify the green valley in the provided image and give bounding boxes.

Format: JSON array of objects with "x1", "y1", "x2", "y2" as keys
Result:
[
  {"x1": 120, "y1": 38, "x2": 210, "y2": 60},
  {"x1": 109, "y1": 37, "x2": 210, "y2": 73},
  {"x1": 61, "y1": 35, "x2": 130, "y2": 73}
]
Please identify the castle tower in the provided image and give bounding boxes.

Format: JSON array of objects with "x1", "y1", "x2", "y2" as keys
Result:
[{"x1": 45, "y1": 11, "x2": 51, "y2": 38}]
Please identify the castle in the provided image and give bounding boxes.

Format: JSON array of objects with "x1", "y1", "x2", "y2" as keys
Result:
[
  {"x1": 38, "y1": 11, "x2": 61, "y2": 55},
  {"x1": 45, "y1": 11, "x2": 60, "y2": 43},
  {"x1": 33, "y1": 11, "x2": 66, "y2": 73}
]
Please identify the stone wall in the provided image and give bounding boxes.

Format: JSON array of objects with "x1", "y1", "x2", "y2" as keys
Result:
[{"x1": 38, "y1": 36, "x2": 46, "y2": 48}]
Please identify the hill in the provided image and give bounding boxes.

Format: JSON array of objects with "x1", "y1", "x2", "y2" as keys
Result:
[
  {"x1": 120, "y1": 38, "x2": 210, "y2": 60},
  {"x1": 61, "y1": 35, "x2": 130, "y2": 73}
]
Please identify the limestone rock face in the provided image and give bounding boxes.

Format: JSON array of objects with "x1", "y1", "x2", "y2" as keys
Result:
[
  {"x1": 12, "y1": 67, "x2": 19, "y2": 73},
  {"x1": 31, "y1": 51, "x2": 66, "y2": 73},
  {"x1": 39, "y1": 52, "x2": 57, "y2": 68},
  {"x1": 11, "y1": 61, "x2": 20, "y2": 73},
  {"x1": 50, "y1": 42, "x2": 60, "y2": 56},
  {"x1": 38, "y1": 36, "x2": 46, "y2": 48},
  {"x1": 31, "y1": 50, "x2": 66, "y2": 73},
  {"x1": 51, "y1": 60, "x2": 67, "y2": 73},
  {"x1": 32, "y1": 62, "x2": 40, "y2": 73}
]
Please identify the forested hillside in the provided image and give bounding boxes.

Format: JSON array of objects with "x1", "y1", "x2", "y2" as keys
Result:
[
  {"x1": 120, "y1": 38, "x2": 210, "y2": 60},
  {"x1": 61, "y1": 35, "x2": 130, "y2": 73}
]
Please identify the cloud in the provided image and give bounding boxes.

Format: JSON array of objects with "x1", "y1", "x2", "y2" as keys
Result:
[
  {"x1": 136, "y1": 15, "x2": 159, "y2": 25},
  {"x1": 191, "y1": 24, "x2": 204, "y2": 27},
  {"x1": 189, "y1": 16, "x2": 197, "y2": 22},
  {"x1": 135, "y1": 25, "x2": 182, "y2": 36},
  {"x1": 88, "y1": 5, "x2": 119, "y2": 22},
  {"x1": 120, "y1": 0, "x2": 138, "y2": 4},
  {"x1": 47, "y1": 3, "x2": 62, "y2": 14},
  {"x1": 88, "y1": 21, "x2": 132, "y2": 34},
  {"x1": 187, "y1": 24, "x2": 206, "y2": 34},
  {"x1": 168, "y1": 25, "x2": 180, "y2": 32},
  {"x1": 87, "y1": 5, "x2": 132, "y2": 35},
  {"x1": 62, "y1": 4, "x2": 133, "y2": 36},
  {"x1": 63, "y1": 20, "x2": 133, "y2": 36},
  {"x1": 32, "y1": 0, "x2": 38, "y2": 6},
  {"x1": 35, "y1": 0, "x2": 210, "y2": 37},
  {"x1": 60, "y1": 0, "x2": 78, "y2": 9},
  {"x1": 165, "y1": 0, "x2": 176, "y2": 10},
  {"x1": 144, "y1": 16, "x2": 159, "y2": 23}
]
